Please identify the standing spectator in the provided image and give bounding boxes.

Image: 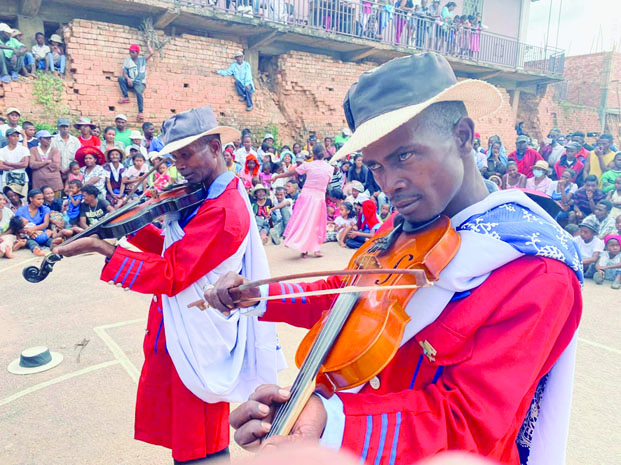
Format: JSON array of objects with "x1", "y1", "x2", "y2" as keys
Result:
[
  {"x1": 76, "y1": 146, "x2": 107, "y2": 198},
  {"x1": 142, "y1": 122, "x2": 156, "y2": 152},
  {"x1": 525, "y1": 160, "x2": 553, "y2": 193},
  {"x1": 216, "y1": 51, "x2": 255, "y2": 111},
  {"x1": 0, "y1": 107, "x2": 22, "y2": 137},
  {"x1": 240, "y1": 153, "x2": 259, "y2": 190},
  {"x1": 573, "y1": 174, "x2": 606, "y2": 221},
  {"x1": 103, "y1": 148, "x2": 126, "y2": 207},
  {"x1": 601, "y1": 152, "x2": 621, "y2": 194},
  {"x1": 0, "y1": 129, "x2": 30, "y2": 195},
  {"x1": 51, "y1": 118, "x2": 80, "y2": 178},
  {"x1": 78, "y1": 185, "x2": 114, "y2": 228},
  {"x1": 75, "y1": 117, "x2": 100, "y2": 148},
  {"x1": 46, "y1": 34, "x2": 66, "y2": 75},
  {"x1": 3, "y1": 184, "x2": 25, "y2": 213},
  {"x1": 127, "y1": 130, "x2": 148, "y2": 159},
  {"x1": 29, "y1": 130, "x2": 62, "y2": 195},
  {"x1": 21, "y1": 121, "x2": 38, "y2": 149},
  {"x1": 0, "y1": 23, "x2": 25, "y2": 82},
  {"x1": 257, "y1": 133, "x2": 274, "y2": 159},
  {"x1": 223, "y1": 145, "x2": 242, "y2": 175},
  {"x1": 501, "y1": 161, "x2": 527, "y2": 190},
  {"x1": 508, "y1": 135, "x2": 543, "y2": 178},
  {"x1": 118, "y1": 43, "x2": 154, "y2": 121},
  {"x1": 31, "y1": 32, "x2": 50, "y2": 71},
  {"x1": 101, "y1": 125, "x2": 125, "y2": 154},
  {"x1": 234, "y1": 134, "x2": 257, "y2": 165},
  {"x1": 324, "y1": 136, "x2": 336, "y2": 158},
  {"x1": 585, "y1": 134, "x2": 615, "y2": 184},
  {"x1": 555, "y1": 142, "x2": 584, "y2": 185},
  {"x1": 113, "y1": 114, "x2": 132, "y2": 148},
  {"x1": 270, "y1": 144, "x2": 334, "y2": 257}
]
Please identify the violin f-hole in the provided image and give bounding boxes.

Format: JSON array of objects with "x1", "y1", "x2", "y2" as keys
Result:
[{"x1": 375, "y1": 254, "x2": 415, "y2": 285}]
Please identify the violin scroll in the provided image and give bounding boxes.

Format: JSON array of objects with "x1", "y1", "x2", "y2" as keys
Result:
[{"x1": 22, "y1": 254, "x2": 63, "y2": 283}]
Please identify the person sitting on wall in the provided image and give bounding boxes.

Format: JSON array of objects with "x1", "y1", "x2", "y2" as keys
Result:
[
  {"x1": 31, "y1": 32, "x2": 50, "y2": 72},
  {"x1": 10, "y1": 29, "x2": 34, "y2": 77},
  {"x1": 0, "y1": 23, "x2": 27, "y2": 83},
  {"x1": 216, "y1": 51, "x2": 255, "y2": 111},
  {"x1": 118, "y1": 43, "x2": 154, "y2": 122},
  {"x1": 47, "y1": 34, "x2": 66, "y2": 76}
]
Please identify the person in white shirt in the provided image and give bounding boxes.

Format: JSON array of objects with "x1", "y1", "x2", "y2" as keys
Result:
[
  {"x1": 0, "y1": 128, "x2": 30, "y2": 195},
  {"x1": 0, "y1": 107, "x2": 22, "y2": 139},
  {"x1": 574, "y1": 216, "x2": 604, "y2": 278},
  {"x1": 31, "y1": 32, "x2": 51, "y2": 71},
  {"x1": 234, "y1": 133, "x2": 257, "y2": 165},
  {"x1": 50, "y1": 118, "x2": 81, "y2": 176}
]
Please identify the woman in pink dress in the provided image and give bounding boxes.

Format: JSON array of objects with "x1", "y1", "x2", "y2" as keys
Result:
[{"x1": 270, "y1": 144, "x2": 334, "y2": 257}]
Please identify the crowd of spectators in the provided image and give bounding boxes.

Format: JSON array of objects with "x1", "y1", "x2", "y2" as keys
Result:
[{"x1": 0, "y1": 95, "x2": 619, "y2": 285}]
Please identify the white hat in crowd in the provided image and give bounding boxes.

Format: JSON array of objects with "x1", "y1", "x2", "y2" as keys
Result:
[
  {"x1": 115, "y1": 114, "x2": 128, "y2": 122},
  {"x1": 130, "y1": 130, "x2": 143, "y2": 140}
]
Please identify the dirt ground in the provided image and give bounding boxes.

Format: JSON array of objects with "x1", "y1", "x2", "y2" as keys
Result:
[{"x1": 0, "y1": 242, "x2": 619, "y2": 465}]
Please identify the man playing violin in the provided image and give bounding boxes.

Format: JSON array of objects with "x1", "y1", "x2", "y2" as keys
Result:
[
  {"x1": 55, "y1": 106, "x2": 283, "y2": 464},
  {"x1": 206, "y1": 54, "x2": 583, "y2": 465}
]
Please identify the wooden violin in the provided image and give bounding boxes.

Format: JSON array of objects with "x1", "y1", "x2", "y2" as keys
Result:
[
  {"x1": 22, "y1": 182, "x2": 209, "y2": 283},
  {"x1": 266, "y1": 215, "x2": 461, "y2": 438}
]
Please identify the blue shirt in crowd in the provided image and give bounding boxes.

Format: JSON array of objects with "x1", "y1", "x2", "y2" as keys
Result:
[
  {"x1": 67, "y1": 194, "x2": 83, "y2": 219},
  {"x1": 217, "y1": 61, "x2": 255, "y2": 90}
]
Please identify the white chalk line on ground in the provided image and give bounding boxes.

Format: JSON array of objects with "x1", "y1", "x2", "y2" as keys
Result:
[
  {"x1": 578, "y1": 337, "x2": 621, "y2": 355},
  {"x1": 0, "y1": 256, "x2": 39, "y2": 275},
  {"x1": 94, "y1": 318, "x2": 145, "y2": 384},
  {"x1": 0, "y1": 360, "x2": 120, "y2": 407}
]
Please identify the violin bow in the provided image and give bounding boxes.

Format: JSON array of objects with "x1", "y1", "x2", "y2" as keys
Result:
[{"x1": 187, "y1": 268, "x2": 430, "y2": 311}]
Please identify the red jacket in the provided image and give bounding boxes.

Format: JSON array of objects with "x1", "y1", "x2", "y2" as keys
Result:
[
  {"x1": 100, "y1": 178, "x2": 250, "y2": 461},
  {"x1": 507, "y1": 149, "x2": 543, "y2": 178},
  {"x1": 261, "y1": 256, "x2": 581, "y2": 465}
]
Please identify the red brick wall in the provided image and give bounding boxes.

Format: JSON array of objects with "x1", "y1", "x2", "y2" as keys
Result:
[{"x1": 476, "y1": 87, "x2": 517, "y2": 148}]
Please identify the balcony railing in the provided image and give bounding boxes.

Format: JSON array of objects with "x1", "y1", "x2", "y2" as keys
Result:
[{"x1": 171, "y1": 0, "x2": 565, "y2": 76}]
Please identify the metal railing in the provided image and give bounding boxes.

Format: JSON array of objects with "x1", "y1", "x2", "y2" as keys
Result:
[{"x1": 171, "y1": 0, "x2": 565, "y2": 76}]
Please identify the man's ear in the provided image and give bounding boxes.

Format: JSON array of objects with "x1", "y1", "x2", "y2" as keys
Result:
[
  {"x1": 208, "y1": 138, "x2": 222, "y2": 157},
  {"x1": 454, "y1": 117, "x2": 475, "y2": 157}
]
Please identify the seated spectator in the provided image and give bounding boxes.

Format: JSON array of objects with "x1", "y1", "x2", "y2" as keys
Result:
[
  {"x1": 554, "y1": 142, "x2": 585, "y2": 185},
  {"x1": 76, "y1": 146, "x2": 107, "y2": 198},
  {"x1": 30, "y1": 130, "x2": 62, "y2": 194},
  {"x1": 0, "y1": 23, "x2": 26, "y2": 82},
  {"x1": 223, "y1": 144, "x2": 242, "y2": 174},
  {"x1": 0, "y1": 107, "x2": 22, "y2": 138},
  {"x1": 268, "y1": 186, "x2": 293, "y2": 245},
  {"x1": 31, "y1": 32, "x2": 50, "y2": 71},
  {"x1": 2, "y1": 184, "x2": 25, "y2": 212},
  {"x1": 64, "y1": 161, "x2": 84, "y2": 193},
  {"x1": 593, "y1": 234, "x2": 621, "y2": 289},
  {"x1": 257, "y1": 133, "x2": 275, "y2": 160},
  {"x1": 601, "y1": 152, "x2": 621, "y2": 194},
  {"x1": 607, "y1": 176, "x2": 621, "y2": 220},
  {"x1": 101, "y1": 125, "x2": 125, "y2": 154},
  {"x1": 151, "y1": 160, "x2": 171, "y2": 192},
  {"x1": 0, "y1": 191, "x2": 13, "y2": 232},
  {"x1": 345, "y1": 180, "x2": 369, "y2": 204},
  {"x1": 75, "y1": 117, "x2": 101, "y2": 148},
  {"x1": 501, "y1": 161, "x2": 527, "y2": 189},
  {"x1": 78, "y1": 185, "x2": 114, "y2": 228},
  {"x1": 250, "y1": 184, "x2": 272, "y2": 244},
  {"x1": 573, "y1": 175, "x2": 606, "y2": 221},
  {"x1": 122, "y1": 152, "x2": 148, "y2": 197},
  {"x1": 259, "y1": 161, "x2": 273, "y2": 190},
  {"x1": 472, "y1": 134, "x2": 487, "y2": 170},
  {"x1": 327, "y1": 201, "x2": 356, "y2": 247},
  {"x1": 241, "y1": 154, "x2": 260, "y2": 190},
  {"x1": 378, "y1": 203, "x2": 392, "y2": 223},
  {"x1": 217, "y1": 51, "x2": 255, "y2": 111},
  {"x1": 51, "y1": 118, "x2": 81, "y2": 178},
  {"x1": 141, "y1": 122, "x2": 156, "y2": 152},
  {"x1": 41, "y1": 186, "x2": 62, "y2": 212},
  {"x1": 126, "y1": 130, "x2": 148, "y2": 159},
  {"x1": 525, "y1": 160, "x2": 553, "y2": 193},
  {"x1": 103, "y1": 148, "x2": 126, "y2": 206},
  {"x1": 548, "y1": 169, "x2": 577, "y2": 223},
  {"x1": 284, "y1": 179, "x2": 299, "y2": 203},
  {"x1": 481, "y1": 139, "x2": 507, "y2": 177},
  {"x1": 574, "y1": 216, "x2": 604, "y2": 278},
  {"x1": 10, "y1": 29, "x2": 34, "y2": 77},
  {"x1": 65, "y1": 179, "x2": 83, "y2": 226},
  {"x1": 118, "y1": 43, "x2": 154, "y2": 121},
  {"x1": 344, "y1": 199, "x2": 380, "y2": 249},
  {"x1": 508, "y1": 135, "x2": 543, "y2": 178},
  {"x1": 22, "y1": 121, "x2": 38, "y2": 149},
  {"x1": 46, "y1": 34, "x2": 66, "y2": 75},
  {"x1": 583, "y1": 200, "x2": 616, "y2": 239},
  {"x1": 0, "y1": 128, "x2": 30, "y2": 197},
  {"x1": 15, "y1": 188, "x2": 52, "y2": 256},
  {"x1": 113, "y1": 114, "x2": 132, "y2": 149},
  {"x1": 0, "y1": 216, "x2": 27, "y2": 258}
]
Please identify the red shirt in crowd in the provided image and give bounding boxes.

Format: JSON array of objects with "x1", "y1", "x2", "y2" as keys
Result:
[
  {"x1": 507, "y1": 148, "x2": 543, "y2": 178},
  {"x1": 78, "y1": 135, "x2": 101, "y2": 148}
]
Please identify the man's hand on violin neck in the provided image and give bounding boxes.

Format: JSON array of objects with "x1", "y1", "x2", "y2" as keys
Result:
[
  {"x1": 53, "y1": 237, "x2": 116, "y2": 259},
  {"x1": 204, "y1": 271, "x2": 260, "y2": 314},
  {"x1": 230, "y1": 385, "x2": 326, "y2": 451}
]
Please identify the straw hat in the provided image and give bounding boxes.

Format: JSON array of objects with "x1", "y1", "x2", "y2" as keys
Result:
[
  {"x1": 159, "y1": 106, "x2": 240, "y2": 155},
  {"x1": 105, "y1": 146, "x2": 125, "y2": 162},
  {"x1": 3, "y1": 184, "x2": 25, "y2": 199},
  {"x1": 333, "y1": 53, "x2": 502, "y2": 161},
  {"x1": 74, "y1": 116, "x2": 96, "y2": 129},
  {"x1": 250, "y1": 184, "x2": 268, "y2": 196},
  {"x1": 533, "y1": 160, "x2": 550, "y2": 171},
  {"x1": 50, "y1": 34, "x2": 63, "y2": 44},
  {"x1": 8, "y1": 346, "x2": 63, "y2": 375}
]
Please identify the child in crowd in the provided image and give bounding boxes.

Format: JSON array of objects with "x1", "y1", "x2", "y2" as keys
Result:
[
  {"x1": 31, "y1": 32, "x2": 50, "y2": 71},
  {"x1": 593, "y1": 234, "x2": 621, "y2": 289},
  {"x1": 122, "y1": 153, "x2": 148, "y2": 198},
  {"x1": 64, "y1": 161, "x2": 83, "y2": 194},
  {"x1": 564, "y1": 223, "x2": 580, "y2": 237},
  {"x1": 48, "y1": 34, "x2": 66, "y2": 75},
  {"x1": 259, "y1": 161, "x2": 273, "y2": 190},
  {"x1": 607, "y1": 176, "x2": 621, "y2": 220},
  {"x1": 65, "y1": 179, "x2": 83, "y2": 226},
  {"x1": 0, "y1": 216, "x2": 27, "y2": 258},
  {"x1": 241, "y1": 154, "x2": 260, "y2": 190},
  {"x1": 41, "y1": 186, "x2": 62, "y2": 212},
  {"x1": 601, "y1": 152, "x2": 621, "y2": 194},
  {"x1": 250, "y1": 184, "x2": 272, "y2": 245},
  {"x1": 326, "y1": 204, "x2": 336, "y2": 223},
  {"x1": 269, "y1": 186, "x2": 293, "y2": 245},
  {"x1": 151, "y1": 161, "x2": 171, "y2": 192},
  {"x1": 574, "y1": 217, "x2": 604, "y2": 277},
  {"x1": 104, "y1": 147, "x2": 126, "y2": 207},
  {"x1": 328, "y1": 201, "x2": 356, "y2": 246},
  {"x1": 377, "y1": 203, "x2": 392, "y2": 223}
]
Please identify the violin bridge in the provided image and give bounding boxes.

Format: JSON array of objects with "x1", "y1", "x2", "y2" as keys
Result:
[{"x1": 354, "y1": 255, "x2": 381, "y2": 269}]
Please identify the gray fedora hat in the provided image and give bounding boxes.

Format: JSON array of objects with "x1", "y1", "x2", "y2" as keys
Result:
[
  {"x1": 159, "y1": 106, "x2": 240, "y2": 155},
  {"x1": 333, "y1": 53, "x2": 502, "y2": 161}
]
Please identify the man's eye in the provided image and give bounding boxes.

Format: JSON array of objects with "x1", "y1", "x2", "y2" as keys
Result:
[
  {"x1": 367, "y1": 163, "x2": 381, "y2": 171},
  {"x1": 399, "y1": 152, "x2": 414, "y2": 162}
]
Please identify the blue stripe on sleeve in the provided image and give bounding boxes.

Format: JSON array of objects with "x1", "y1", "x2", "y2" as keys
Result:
[
  {"x1": 388, "y1": 412, "x2": 402, "y2": 465},
  {"x1": 360, "y1": 415, "x2": 373, "y2": 463},
  {"x1": 292, "y1": 282, "x2": 306, "y2": 303},
  {"x1": 285, "y1": 282, "x2": 295, "y2": 303},
  {"x1": 112, "y1": 256, "x2": 129, "y2": 282},
  {"x1": 120, "y1": 259, "x2": 136, "y2": 286},
  {"x1": 373, "y1": 413, "x2": 388, "y2": 465},
  {"x1": 279, "y1": 282, "x2": 287, "y2": 302},
  {"x1": 128, "y1": 260, "x2": 144, "y2": 289},
  {"x1": 154, "y1": 317, "x2": 163, "y2": 354},
  {"x1": 432, "y1": 366, "x2": 444, "y2": 384},
  {"x1": 409, "y1": 354, "x2": 424, "y2": 389}
]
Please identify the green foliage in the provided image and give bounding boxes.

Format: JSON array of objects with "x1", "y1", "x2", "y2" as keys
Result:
[
  {"x1": 33, "y1": 122, "x2": 58, "y2": 133},
  {"x1": 32, "y1": 71, "x2": 69, "y2": 119}
]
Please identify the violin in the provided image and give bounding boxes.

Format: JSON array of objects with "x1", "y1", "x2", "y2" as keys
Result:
[
  {"x1": 265, "y1": 215, "x2": 460, "y2": 438},
  {"x1": 22, "y1": 182, "x2": 209, "y2": 283}
]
